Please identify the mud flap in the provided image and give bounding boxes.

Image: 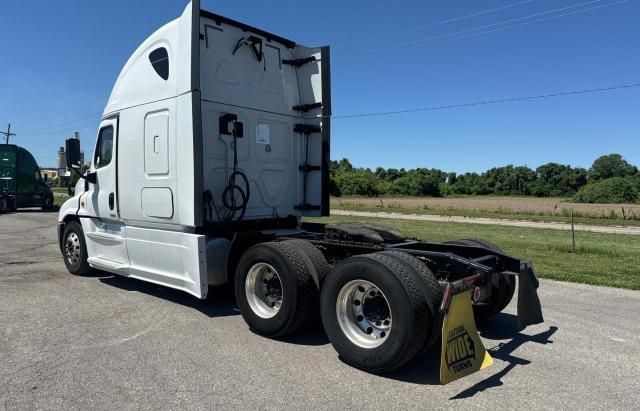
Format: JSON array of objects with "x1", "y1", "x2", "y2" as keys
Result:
[
  {"x1": 440, "y1": 290, "x2": 493, "y2": 385},
  {"x1": 517, "y1": 262, "x2": 544, "y2": 330}
]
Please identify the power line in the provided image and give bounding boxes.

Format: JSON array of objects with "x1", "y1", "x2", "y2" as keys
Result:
[
  {"x1": 350, "y1": 0, "x2": 404, "y2": 16},
  {"x1": 309, "y1": 0, "x2": 403, "y2": 28},
  {"x1": 20, "y1": 119, "x2": 101, "y2": 138},
  {"x1": 327, "y1": 82, "x2": 640, "y2": 119},
  {"x1": 13, "y1": 82, "x2": 639, "y2": 133},
  {"x1": 361, "y1": 0, "x2": 632, "y2": 61},
  {"x1": 1, "y1": 124, "x2": 16, "y2": 144},
  {"x1": 336, "y1": 0, "x2": 628, "y2": 62},
  {"x1": 337, "y1": 0, "x2": 604, "y2": 60},
  {"x1": 401, "y1": 0, "x2": 630, "y2": 54},
  {"x1": 337, "y1": 0, "x2": 535, "y2": 49},
  {"x1": 17, "y1": 111, "x2": 102, "y2": 134}
]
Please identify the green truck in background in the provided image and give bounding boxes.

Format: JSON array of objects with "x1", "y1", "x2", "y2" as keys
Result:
[{"x1": 0, "y1": 144, "x2": 54, "y2": 212}]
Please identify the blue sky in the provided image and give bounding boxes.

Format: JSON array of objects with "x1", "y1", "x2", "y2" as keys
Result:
[{"x1": 0, "y1": 0, "x2": 638, "y2": 173}]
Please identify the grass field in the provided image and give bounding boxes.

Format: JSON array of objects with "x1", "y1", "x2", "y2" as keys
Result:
[
  {"x1": 307, "y1": 215, "x2": 640, "y2": 290},
  {"x1": 332, "y1": 196, "x2": 640, "y2": 226},
  {"x1": 53, "y1": 195, "x2": 68, "y2": 208}
]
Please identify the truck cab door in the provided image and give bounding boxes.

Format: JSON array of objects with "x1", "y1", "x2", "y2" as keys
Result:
[
  {"x1": 89, "y1": 119, "x2": 119, "y2": 219},
  {"x1": 81, "y1": 117, "x2": 129, "y2": 269}
]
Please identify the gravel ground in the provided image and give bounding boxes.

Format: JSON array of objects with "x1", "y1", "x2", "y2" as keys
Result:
[{"x1": 332, "y1": 209, "x2": 640, "y2": 235}]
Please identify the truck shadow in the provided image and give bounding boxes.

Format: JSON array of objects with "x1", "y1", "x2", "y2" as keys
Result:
[
  {"x1": 0, "y1": 209, "x2": 59, "y2": 216},
  {"x1": 449, "y1": 315, "x2": 558, "y2": 399},
  {"x1": 99, "y1": 274, "x2": 332, "y2": 346},
  {"x1": 278, "y1": 321, "x2": 330, "y2": 346},
  {"x1": 100, "y1": 275, "x2": 239, "y2": 318},
  {"x1": 382, "y1": 313, "x2": 558, "y2": 389},
  {"x1": 0, "y1": 208, "x2": 59, "y2": 215},
  {"x1": 382, "y1": 346, "x2": 442, "y2": 385}
]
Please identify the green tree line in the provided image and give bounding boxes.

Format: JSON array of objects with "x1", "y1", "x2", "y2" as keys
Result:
[{"x1": 330, "y1": 154, "x2": 640, "y2": 204}]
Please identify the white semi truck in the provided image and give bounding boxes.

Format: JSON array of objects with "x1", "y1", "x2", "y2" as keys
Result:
[{"x1": 58, "y1": 1, "x2": 542, "y2": 382}]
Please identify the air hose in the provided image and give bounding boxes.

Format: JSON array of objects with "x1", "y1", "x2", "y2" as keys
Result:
[
  {"x1": 221, "y1": 124, "x2": 250, "y2": 221},
  {"x1": 202, "y1": 119, "x2": 250, "y2": 224}
]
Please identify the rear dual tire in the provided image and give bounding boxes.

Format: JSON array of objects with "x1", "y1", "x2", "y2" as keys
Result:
[
  {"x1": 320, "y1": 252, "x2": 441, "y2": 373},
  {"x1": 235, "y1": 244, "x2": 445, "y2": 373},
  {"x1": 380, "y1": 251, "x2": 442, "y2": 353},
  {"x1": 234, "y1": 240, "x2": 329, "y2": 338}
]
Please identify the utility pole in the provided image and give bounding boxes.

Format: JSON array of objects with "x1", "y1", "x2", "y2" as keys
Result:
[{"x1": 1, "y1": 123, "x2": 16, "y2": 144}]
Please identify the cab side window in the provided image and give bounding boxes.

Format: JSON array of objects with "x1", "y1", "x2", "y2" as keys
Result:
[
  {"x1": 149, "y1": 47, "x2": 169, "y2": 80},
  {"x1": 94, "y1": 126, "x2": 114, "y2": 169}
]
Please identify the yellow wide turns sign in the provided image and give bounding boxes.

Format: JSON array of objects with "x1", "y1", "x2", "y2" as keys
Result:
[{"x1": 440, "y1": 290, "x2": 493, "y2": 384}]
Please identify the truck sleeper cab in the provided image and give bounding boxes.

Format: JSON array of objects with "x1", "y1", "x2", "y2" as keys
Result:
[{"x1": 58, "y1": 1, "x2": 542, "y2": 380}]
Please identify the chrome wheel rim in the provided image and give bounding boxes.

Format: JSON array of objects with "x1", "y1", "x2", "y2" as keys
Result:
[
  {"x1": 336, "y1": 280, "x2": 392, "y2": 349},
  {"x1": 64, "y1": 232, "x2": 81, "y2": 265},
  {"x1": 245, "y1": 263, "x2": 283, "y2": 319}
]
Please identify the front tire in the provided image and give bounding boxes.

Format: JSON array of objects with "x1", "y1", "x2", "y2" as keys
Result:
[
  {"x1": 234, "y1": 241, "x2": 318, "y2": 338},
  {"x1": 42, "y1": 195, "x2": 54, "y2": 210},
  {"x1": 0, "y1": 197, "x2": 9, "y2": 213},
  {"x1": 320, "y1": 253, "x2": 431, "y2": 373},
  {"x1": 62, "y1": 221, "x2": 92, "y2": 276}
]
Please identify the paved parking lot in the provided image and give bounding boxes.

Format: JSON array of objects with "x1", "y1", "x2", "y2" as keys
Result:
[{"x1": 1, "y1": 212, "x2": 639, "y2": 409}]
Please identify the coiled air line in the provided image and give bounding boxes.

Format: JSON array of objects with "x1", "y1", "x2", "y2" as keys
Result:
[{"x1": 205, "y1": 114, "x2": 250, "y2": 223}]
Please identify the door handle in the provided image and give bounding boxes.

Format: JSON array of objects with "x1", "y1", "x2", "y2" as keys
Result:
[{"x1": 109, "y1": 192, "x2": 115, "y2": 211}]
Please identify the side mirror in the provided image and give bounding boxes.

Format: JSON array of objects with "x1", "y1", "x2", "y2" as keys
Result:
[
  {"x1": 65, "y1": 138, "x2": 82, "y2": 170},
  {"x1": 85, "y1": 171, "x2": 97, "y2": 184},
  {"x1": 65, "y1": 138, "x2": 96, "y2": 184},
  {"x1": 43, "y1": 174, "x2": 48, "y2": 182}
]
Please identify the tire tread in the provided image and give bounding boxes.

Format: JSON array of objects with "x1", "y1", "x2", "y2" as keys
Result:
[
  {"x1": 359, "y1": 253, "x2": 430, "y2": 371},
  {"x1": 267, "y1": 241, "x2": 317, "y2": 336},
  {"x1": 379, "y1": 251, "x2": 442, "y2": 352},
  {"x1": 280, "y1": 239, "x2": 330, "y2": 288}
]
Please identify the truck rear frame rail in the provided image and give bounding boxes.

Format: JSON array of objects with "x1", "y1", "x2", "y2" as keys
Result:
[{"x1": 285, "y1": 223, "x2": 543, "y2": 330}]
